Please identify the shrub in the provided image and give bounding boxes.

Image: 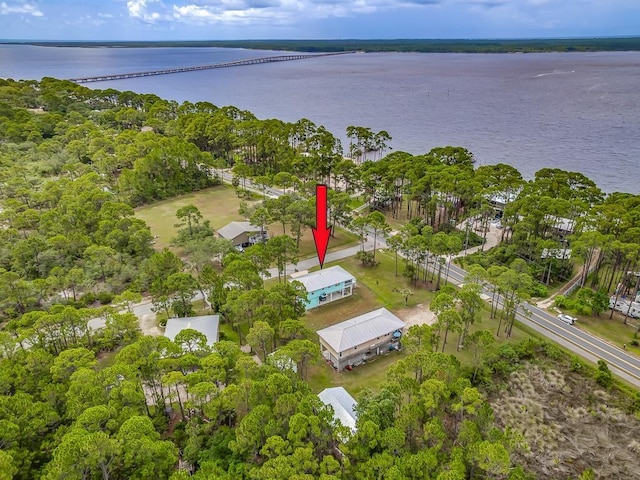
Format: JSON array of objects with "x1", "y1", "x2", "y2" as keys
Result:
[
  {"x1": 97, "y1": 292, "x2": 114, "y2": 305},
  {"x1": 630, "y1": 340, "x2": 639, "y2": 347},
  {"x1": 554, "y1": 295, "x2": 568, "y2": 309},
  {"x1": 497, "y1": 343, "x2": 518, "y2": 361},
  {"x1": 514, "y1": 338, "x2": 542, "y2": 359},
  {"x1": 595, "y1": 360, "x2": 613, "y2": 388},
  {"x1": 543, "y1": 343, "x2": 564, "y2": 360},
  {"x1": 530, "y1": 282, "x2": 548, "y2": 298},
  {"x1": 79, "y1": 291, "x2": 96, "y2": 306}
]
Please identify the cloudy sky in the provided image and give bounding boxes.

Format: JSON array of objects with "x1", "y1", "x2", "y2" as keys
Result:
[{"x1": 0, "y1": 0, "x2": 638, "y2": 40}]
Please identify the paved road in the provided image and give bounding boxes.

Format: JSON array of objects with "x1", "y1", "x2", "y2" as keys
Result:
[
  {"x1": 213, "y1": 168, "x2": 283, "y2": 199},
  {"x1": 443, "y1": 261, "x2": 640, "y2": 387},
  {"x1": 265, "y1": 239, "x2": 376, "y2": 279}
]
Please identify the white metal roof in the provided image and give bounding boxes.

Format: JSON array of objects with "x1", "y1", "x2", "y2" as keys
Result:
[
  {"x1": 541, "y1": 248, "x2": 572, "y2": 259},
  {"x1": 318, "y1": 387, "x2": 358, "y2": 432},
  {"x1": 544, "y1": 215, "x2": 576, "y2": 233},
  {"x1": 317, "y1": 307, "x2": 405, "y2": 353},
  {"x1": 217, "y1": 221, "x2": 261, "y2": 240},
  {"x1": 293, "y1": 265, "x2": 356, "y2": 293},
  {"x1": 164, "y1": 315, "x2": 219, "y2": 346}
]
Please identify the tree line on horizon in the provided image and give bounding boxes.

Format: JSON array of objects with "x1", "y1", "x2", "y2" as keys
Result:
[{"x1": 10, "y1": 37, "x2": 640, "y2": 53}]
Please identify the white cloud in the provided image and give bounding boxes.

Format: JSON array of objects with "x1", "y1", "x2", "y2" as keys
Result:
[
  {"x1": 133, "y1": 0, "x2": 394, "y2": 26},
  {"x1": 0, "y1": 1, "x2": 43, "y2": 16},
  {"x1": 119, "y1": 0, "x2": 640, "y2": 31},
  {"x1": 127, "y1": 0, "x2": 171, "y2": 23}
]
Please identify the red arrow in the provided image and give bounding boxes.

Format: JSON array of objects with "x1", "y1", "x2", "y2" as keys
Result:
[{"x1": 312, "y1": 184, "x2": 331, "y2": 268}]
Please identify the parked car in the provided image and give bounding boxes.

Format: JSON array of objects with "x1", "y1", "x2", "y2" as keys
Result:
[{"x1": 558, "y1": 314, "x2": 576, "y2": 325}]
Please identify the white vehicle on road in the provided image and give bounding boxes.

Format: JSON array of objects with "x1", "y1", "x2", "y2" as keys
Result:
[{"x1": 558, "y1": 314, "x2": 576, "y2": 325}]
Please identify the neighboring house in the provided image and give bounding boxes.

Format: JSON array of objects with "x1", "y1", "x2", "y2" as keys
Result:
[
  {"x1": 292, "y1": 265, "x2": 356, "y2": 310},
  {"x1": 217, "y1": 221, "x2": 267, "y2": 249},
  {"x1": 164, "y1": 315, "x2": 219, "y2": 346},
  {"x1": 317, "y1": 307, "x2": 405, "y2": 371},
  {"x1": 544, "y1": 214, "x2": 576, "y2": 237},
  {"x1": 487, "y1": 191, "x2": 519, "y2": 216},
  {"x1": 318, "y1": 387, "x2": 358, "y2": 433}
]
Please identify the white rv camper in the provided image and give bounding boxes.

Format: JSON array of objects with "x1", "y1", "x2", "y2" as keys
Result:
[{"x1": 609, "y1": 296, "x2": 640, "y2": 319}]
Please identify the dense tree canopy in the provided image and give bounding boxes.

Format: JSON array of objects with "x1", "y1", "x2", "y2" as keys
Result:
[{"x1": 0, "y1": 76, "x2": 638, "y2": 479}]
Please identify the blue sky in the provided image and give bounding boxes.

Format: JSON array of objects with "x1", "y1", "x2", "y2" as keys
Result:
[{"x1": 1, "y1": 0, "x2": 638, "y2": 40}]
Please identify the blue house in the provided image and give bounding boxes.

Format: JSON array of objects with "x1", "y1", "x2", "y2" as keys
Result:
[{"x1": 292, "y1": 265, "x2": 356, "y2": 310}]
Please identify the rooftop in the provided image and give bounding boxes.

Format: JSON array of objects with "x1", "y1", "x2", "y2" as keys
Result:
[
  {"x1": 318, "y1": 387, "x2": 358, "y2": 432},
  {"x1": 217, "y1": 221, "x2": 262, "y2": 240},
  {"x1": 164, "y1": 315, "x2": 219, "y2": 346},
  {"x1": 292, "y1": 265, "x2": 356, "y2": 292},
  {"x1": 317, "y1": 307, "x2": 405, "y2": 353}
]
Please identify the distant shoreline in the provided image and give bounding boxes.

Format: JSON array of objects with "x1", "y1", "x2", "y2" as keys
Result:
[{"x1": 2, "y1": 37, "x2": 640, "y2": 53}]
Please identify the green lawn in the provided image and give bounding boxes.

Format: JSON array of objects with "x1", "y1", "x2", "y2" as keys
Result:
[
  {"x1": 348, "y1": 197, "x2": 366, "y2": 210},
  {"x1": 307, "y1": 350, "x2": 408, "y2": 397},
  {"x1": 96, "y1": 347, "x2": 122, "y2": 369},
  {"x1": 574, "y1": 311, "x2": 640, "y2": 357},
  {"x1": 219, "y1": 323, "x2": 240, "y2": 344},
  {"x1": 135, "y1": 185, "x2": 360, "y2": 256},
  {"x1": 136, "y1": 185, "x2": 257, "y2": 250}
]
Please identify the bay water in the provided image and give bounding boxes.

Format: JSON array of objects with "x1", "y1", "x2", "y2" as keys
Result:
[{"x1": 1, "y1": 44, "x2": 638, "y2": 194}]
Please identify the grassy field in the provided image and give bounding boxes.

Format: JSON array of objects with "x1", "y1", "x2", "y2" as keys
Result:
[
  {"x1": 136, "y1": 185, "x2": 254, "y2": 250},
  {"x1": 135, "y1": 185, "x2": 360, "y2": 257}
]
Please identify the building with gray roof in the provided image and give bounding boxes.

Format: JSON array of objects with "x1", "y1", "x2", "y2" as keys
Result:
[
  {"x1": 164, "y1": 315, "x2": 219, "y2": 347},
  {"x1": 317, "y1": 307, "x2": 405, "y2": 371},
  {"x1": 217, "y1": 221, "x2": 266, "y2": 248},
  {"x1": 318, "y1": 387, "x2": 358, "y2": 433}
]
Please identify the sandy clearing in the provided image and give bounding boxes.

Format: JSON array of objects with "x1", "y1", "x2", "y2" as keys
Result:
[
  {"x1": 395, "y1": 303, "x2": 437, "y2": 327},
  {"x1": 139, "y1": 313, "x2": 163, "y2": 337}
]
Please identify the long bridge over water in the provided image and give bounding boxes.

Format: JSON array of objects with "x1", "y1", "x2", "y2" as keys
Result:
[{"x1": 69, "y1": 51, "x2": 357, "y2": 84}]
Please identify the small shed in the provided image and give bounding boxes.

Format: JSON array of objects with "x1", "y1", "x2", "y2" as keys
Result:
[
  {"x1": 318, "y1": 387, "x2": 358, "y2": 433},
  {"x1": 164, "y1": 315, "x2": 219, "y2": 346},
  {"x1": 317, "y1": 307, "x2": 405, "y2": 370}
]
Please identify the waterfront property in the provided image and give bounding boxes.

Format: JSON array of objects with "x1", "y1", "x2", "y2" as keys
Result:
[
  {"x1": 318, "y1": 387, "x2": 358, "y2": 433},
  {"x1": 164, "y1": 315, "x2": 219, "y2": 347},
  {"x1": 317, "y1": 307, "x2": 405, "y2": 371},
  {"x1": 292, "y1": 265, "x2": 357, "y2": 310},
  {"x1": 217, "y1": 221, "x2": 267, "y2": 248}
]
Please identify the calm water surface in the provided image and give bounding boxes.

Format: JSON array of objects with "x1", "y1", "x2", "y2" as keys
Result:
[{"x1": 1, "y1": 45, "x2": 639, "y2": 194}]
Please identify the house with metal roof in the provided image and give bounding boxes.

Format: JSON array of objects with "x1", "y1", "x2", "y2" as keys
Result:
[
  {"x1": 318, "y1": 387, "x2": 358, "y2": 433},
  {"x1": 317, "y1": 307, "x2": 405, "y2": 371},
  {"x1": 164, "y1": 315, "x2": 219, "y2": 347},
  {"x1": 291, "y1": 265, "x2": 356, "y2": 309},
  {"x1": 217, "y1": 221, "x2": 267, "y2": 248}
]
